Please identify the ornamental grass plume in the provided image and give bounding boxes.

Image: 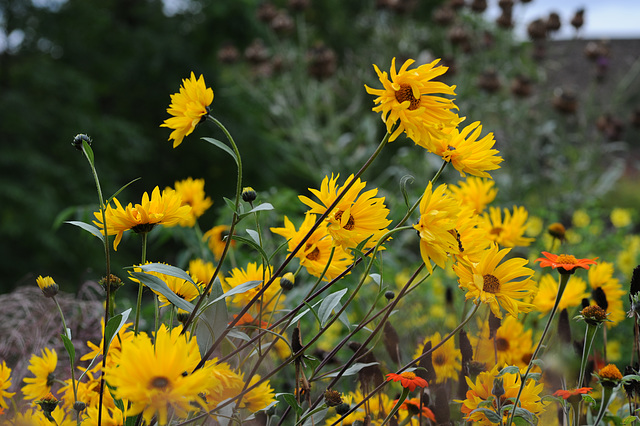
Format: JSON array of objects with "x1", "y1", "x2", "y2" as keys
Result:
[{"x1": 161, "y1": 72, "x2": 214, "y2": 148}]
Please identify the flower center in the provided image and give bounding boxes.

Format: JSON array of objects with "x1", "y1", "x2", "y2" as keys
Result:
[
  {"x1": 556, "y1": 254, "x2": 577, "y2": 264},
  {"x1": 150, "y1": 376, "x2": 170, "y2": 389},
  {"x1": 46, "y1": 372, "x2": 56, "y2": 387},
  {"x1": 433, "y1": 353, "x2": 446, "y2": 366},
  {"x1": 482, "y1": 274, "x2": 500, "y2": 293},
  {"x1": 495, "y1": 337, "x2": 509, "y2": 351},
  {"x1": 334, "y1": 210, "x2": 355, "y2": 230},
  {"x1": 490, "y1": 227, "x2": 503, "y2": 236},
  {"x1": 305, "y1": 244, "x2": 320, "y2": 261},
  {"x1": 401, "y1": 371, "x2": 417, "y2": 380},
  {"x1": 395, "y1": 84, "x2": 421, "y2": 110},
  {"x1": 132, "y1": 223, "x2": 157, "y2": 234}
]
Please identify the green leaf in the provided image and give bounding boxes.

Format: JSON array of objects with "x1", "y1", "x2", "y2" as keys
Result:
[
  {"x1": 368, "y1": 273, "x2": 381, "y2": 285},
  {"x1": 323, "y1": 362, "x2": 379, "y2": 378},
  {"x1": 318, "y1": 288, "x2": 348, "y2": 327},
  {"x1": 497, "y1": 365, "x2": 520, "y2": 377},
  {"x1": 582, "y1": 393, "x2": 596, "y2": 404},
  {"x1": 137, "y1": 263, "x2": 198, "y2": 293},
  {"x1": 223, "y1": 197, "x2": 238, "y2": 214},
  {"x1": 206, "y1": 280, "x2": 262, "y2": 305},
  {"x1": 531, "y1": 358, "x2": 545, "y2": 369},
  {"x1": 83, "y1": 139, "x2": 94, "y2": 165},
  {"x1": 469, "y1": 407, "x2": 501, "y2": 423},
  {"x1": 195, "y1": 277, "x2": 228, "y2": 357},
  {"x1": 129, "y1": 272, "x2": 194, "y2": 313},
  {"x1": 623, "y1": 415, "x2": 639, "y2": 425},
  {"x1": 65, "y1": 221, "x2": 104, "y2": 243},
  {"x1": 276, "y1": 393, "x2": 303, "y2": 417},
  {"x1": 202, "y1": 137, "x2": 239, "y2": 166},
  {"x1": 104, "y1": 309, "x2": 132, "y2": 352},
  {"x1": 299, "y1": 407, "x2": 327, "y2": 426},
  {"x1": 61, "y1": 334, "x2": 75, "y2": 363},
  {"x1": 246, "y1": 229, "x2": 261, "y2": 245},
  {"x1": 231, "y1": 235, "x2": 269, "y2": 264},
  {"x1": 242, "y1": 203, "x2": 274, "y2": 216},
  {"x1": 399, "y1": 175, "x2": 414, "y2": 208}
]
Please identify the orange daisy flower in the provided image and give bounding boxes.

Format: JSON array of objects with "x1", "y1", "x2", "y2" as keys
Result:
[
  {"x1": 386, "y1": 371, "x2": 428, "y2": 392},
  {"x1": 536, "y1": 252, "x2": 598, "y2": 274},
  {"x1": 397, "y1": 397, "x2": 436, "y2": 421},
  {"x1": 553, "y1": 387, "x2": 592, "y2": 400}
]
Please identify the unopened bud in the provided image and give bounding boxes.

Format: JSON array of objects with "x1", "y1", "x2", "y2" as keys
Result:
[
  {"x1": 72, "y1": 134, "x2": 92, "y2": 151},
  {"x1": 242, "y1": 187, "x2": 257, "y2": 203},
  {"x1": 280, "y1": 272, "x2": 295, "y2": 290}
]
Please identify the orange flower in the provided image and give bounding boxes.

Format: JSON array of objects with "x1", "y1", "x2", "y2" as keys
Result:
[
  {"x1": 386, "y1": 372, "x2": 428, "y2": 392},
  {"x1": 397, "y1": 397, "x2": 436, "y2": 421},
  {"x1": 536, "y1": 252, "x2": 598, "y2": 274},
  {"x1": 553, "y1": 387, "x2": 592, "y2": 400}
]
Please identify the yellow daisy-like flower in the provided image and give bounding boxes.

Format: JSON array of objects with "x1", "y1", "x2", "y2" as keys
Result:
[
  {"x1": 325, "y1": 390, "x2": 394, "y2": 425},
  {"x1": 131, "y1": 262, "x2": 201, "y2": 309},
  {"x1": 202, "y1": 360, "x2": 244, "y2": 411},
  {"x1": 270, "y1": 214, "x2": 353, "y2": 281},
  {"x1": 471, "y1": 315, "x2": 534, "y2": 369},
  {"x1": 22, "y1": 347, "x2": 58, "y2": 401},
  {"x1": 60, "y1": 366, "x2": 116, "y2": 411},
  {"x1": 80, "y1": 319, "x2": 134, "y2": 369},
  {"x1": 83, "y1": 405, "x2": 126, "y2": 426},
  {"x1": 413, "y1": 331, "x2": 461, "y2": 384},
  {"x1": 448, "y1": 176, "x2": 497, "y2": 214},
  {"x1": 170, "y1": 177, "x2": 213, "y2": 227},
  {"x1": 0, "y1": 360, "x2": 15, "y2": 410},
  {"x1": 588, "y1": 261, "x2": 626, "y2": 327},
  {"x1": 105, "y1": 325, "x2": 212, "y2": 425},
  {"x1": 572, "y1": 209, "x2": 591, "y2": 228},
  {"x1": 458, "y1": 364, "x2": 544, "y2": 425},
  {"x1": 243, "y1": 375, "x2": 276, "y2": 413},
  {"x1": 479, "y1": 206, "x2": 535, "y2": 248},
  {"x1": 611, "y1": 208, "x2": 632, "y2": 228},
  {"x1": 364, "y1": 57, "x2": 459, "y2": 145},
  {"x1": 299, "y1": 174, "x2": 392, "y2": 251},
  {"x1": 429, "y1": 121, "x2": 503, "y2": 178},
  {"x1": 93, "y1": 186, "x2": 192, "y2": 251},
  {"x1": 413, "y1": 181, "x2": 461, "y2": 273},
  {"x1": 35, "y1": 275, "x2": 59, "y2": 298},
  {"x1": 531, "y1": 274, "x2": 589, "y2": 316},
  {"x1": 202, "y1": 224, "x2": 232, "y2": 260},
  {"x1": 188, "y1": 258, "x2": 215, "y2": 289},
  {"x1": 454, "y1": 244, "x2": 536, "y2": 319},
  {"x1": 161, "y1": 72, "x2": 214, "y2": 148},
  {"x1": 223, "y1": 262, "x2": 285, "y2": 315},
  {"x1": 454, "y1": 204, "x2": 492, "y2": 265}
]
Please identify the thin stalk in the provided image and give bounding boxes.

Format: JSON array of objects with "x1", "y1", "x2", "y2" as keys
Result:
[
  {"x1": 507, "y1": 272, "x2": 570, "y2": 426},
  {"x1": 133, "y1": 232, "x2": 148, "y2": 335}
]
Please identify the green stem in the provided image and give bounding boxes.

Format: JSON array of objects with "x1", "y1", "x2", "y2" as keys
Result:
[
  {"x1": 53, "y1": 296, "x2": 78, "y2": 408},
  {"x1": 380, "y1": 388, "x2": 410, "y2": 426},
  {"x1": 594, "y1": 384, "x2": 616, "y2": 425},
  {"x1": 507, "y1": 273, "x2": 571, "y2": 426},
  {"x1": 578, "y1": 323, "x2": 599, "y2": 388},
  {"x1": 134, "y1": 232, "x2": 148, "y2": 335}
]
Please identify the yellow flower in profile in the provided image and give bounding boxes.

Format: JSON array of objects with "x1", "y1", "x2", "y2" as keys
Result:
[
  {"x1": 188, "y1": 258, "x2": 215, "y2": 288},
  {"x1": 0, "y1": 361, "x2": 15, "y2": 410},
  {"x1": 83, "y1": 405, "x2": 126, "y2": 426},
  {"x1": 429, "y1": 121, "x2": 503, "y2": 178},
  {"x1": 572, "y1": 209, "x2": 591, "y2": 228},
  {"x1": 413, "y1": 181, "x2": 461, "y2": 273},
  {"x1": 458, "y1": 364, "x2": 544, "y2": 425},
  {"x1": 413, "y1": 331, "x2": 461, "y2": 384},
  {"x1": 223, "y1": 262, "x2": 285, "y2": 315},
  {"x1": 532, "y1": 274, "x2": 589, "y2": 316},
  {"x1": 93, "y1": 186, "x2": 192, "y2": 251},
  {"x1": 611, "y1": 208, "x2": 632, "y2": 228},
  {"x1": 364, "y1": 57, "x2": 459, "y2": 145},
  {"x1": 471, "y1": 315, "x2": 533, "y2": 369},
  {"x1": 448, "y1": 176, "x2": 497, "y2": 214},
  {"x1": 299, "y1": 174, "x2": 392, "y2": 251},
  {"x1": 454, "y1": 204, "x2": 492, "y2": 265},
  {"x1": 80, "y1": 319, "x2": 134, "y2": 369},
  {"x1": 161, "y1": 72, "x2": 214, "y2": 148},
  {"x1": 202, "y1": 224, "x2": 232, "y2": 260},
  {"x1": 105, "y1": 325, "x2": 212, "y2": 425},
  {"x1": 270, "y1": 214, "x2": 353, "y2": 281},
  {"x1": 454, "y1": 244, "x2": 536, "y2": 319},
  {"x1": 36, "y1": 275, "x2": 59, "y2": 298},
  {"x1": 479, "y1": 206, "x2": 535, "y2": 248},
  {"x1": 170, "y1": 177, "x2": 213, "y2": 227},
  {"x1": 588, "y1": 262, "x2": 626, "y2": 327},
  {"x1": 22, "y1": 348, "x2": 57, "y2": 401}
]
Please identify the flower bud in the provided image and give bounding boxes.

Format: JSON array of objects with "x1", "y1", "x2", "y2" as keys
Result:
[
  {"x1": 384, "y1": 290, "x2": 395, "y2": 300},
  {"x1": 324, "y1": 389, "x2": 343, "y2": 407},
  {"x1": 280, "y1": 272, "x2": 295, "y2": 290},
  {"x1": 36, "y1": 275, "x2": 59, "y2": 298},
  {"x1": 73, "y1": 400, "x2": 87, "y2": 413},
  {"x1": 72, "y1": 134, "x2": 91, "y2": 151},
  {"x1": 36, "y1": 392, "x2": 59, "y2": 420},
  {"x1": 242, "y1": 187, "x2": 257, "y2": 203},
  {"x1": 99, "y1": 274, "x2": 124, "y2": 293}
]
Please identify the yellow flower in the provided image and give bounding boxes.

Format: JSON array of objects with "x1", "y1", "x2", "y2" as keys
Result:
[
  {"x1": 299, "y1": 174, "x2": 392, "y2": 251},
  {"x1": 413, "y1": 181, "x2": 461, "y2": 273},
  {"x1": 588, "y1": 262, "x2": 626, "y2": 327},
  {"x1": 611, "y1": 208, "x2": 632, "y2": 228},
  {"x1": 223, "y1": 262, "x2": 285, "y2": 315},
  {"x1": 105, "y1": 325, "x2": 212, "y2": 425},
  {"x1": 448, "y1": 177, "x2": 497, "y2": 214},
  {"x1": 243, "y1": 375, "x2": 276, "y2": 413},
  {"x1": 80, "y1": 319, "x2": 134, "y2": 369},
  {"x1": 83, "y1": 405, "x2": 126, "y2": 426},
  {"x1": 479, "y1": 206, "x2": 535, "y2": 248},
  {"x1": 458, "y1": 364, "x2": 544, "y2": 425},
  {"x1": 0, "y1": 361, "x2": 15, "y2": 410},
  {"x1": 454, "y1": 244, "x2": 536, "y2": 319},
  {"x1": 364, "y1": 57, "x2": 459, "y2": 145},
  {"x1": 531, "y1": 274, "x2": 589, "y2": 316},
  {"x1": 22, "y1": 348, "x2": 57, "y2": 401},
  {"x1": 429, "y1": 121, "x2": 503, "y2": 178},
  {"x1": 202, "y1": 360, "x2": 244, "y2": 411},
  {"x1": 413, "y1": 331, "x2": 461, "y2": 384},
  {"x1": 202, "y1": 224, "x2": 232, "y2": 260},
  {"x1": 271, "y1": 214, "x2": 353, "y2": 281},
  {"x1": 188, "y1": 258, "x2": 216, "y2": 288},
  {"x1": 454, "y1": 204, "x2": 492, "y2": 265},
  {"x1": 131, "y1": 262, "x2": 201, "y2": 309},
  {"x1": 526, "y1": 215, "x2": 544, "y2": 237},
  {"x1": 35, "y1": 275, "x2": 58, "y2": 298},
  {"x1": 325, "y1": 390, "x2": 394, "y2": 425},
  {"x1": 170, "y1": 177, "x2": 213, "y2": 227},
  {"x1": 572, "y1": 209, "x2": 591, "y2": 228},
  {"x1": 93, "y1": 186, "x2": 192, "y2": 251},
  {"x1": 471, "y1": 315, "x2": 533, "y2": 369},
  {"x1": 161, "y1": 72, "x2": 214, "y2": 148},
  {"x1": 60, "y1": 366, "x2": 116, "y2": 411}
]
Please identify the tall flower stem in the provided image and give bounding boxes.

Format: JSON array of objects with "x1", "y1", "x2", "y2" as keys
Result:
[
  {"x1": 594, "y1": 384, "x2": 616, "y2": 425},
  {"x1": 507, "y1": 273, "x2": 571, "y2": 426},
  {"x1": 578, "y1": 323, "x2": 599, "y2": 388},
  {"x1": 133, "y1": 232, "x2": 148, "y2": 335}
]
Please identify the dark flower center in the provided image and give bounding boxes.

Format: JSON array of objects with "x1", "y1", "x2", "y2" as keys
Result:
[
  {"x1": 334, "y1": 210, "x2": 355, "y2": 230},
  {"x1": 495, "y1": 337, "x2": 510, "y2": 351},
  {"x1": 395, "y1": 84, "x2": 421, "y2": 110},
  {"x1": 490, "y1": 227, "x2": 503, "y2": 236},
  {"x1": 305, "y1": 244, "x2": 320, "y2": 261},
  {"x1": 433, "y1": 353, "x2": 446, "y2": 366},
  {"x1": 46, "y1": 372, "x2": 56, "y2": 387},
  {"x1": 150, "y1": 376, "x2": 170, "y2": 389},
  {"x1": 483, "y1": 274, "x2": 500, "y2": 293},
  {"x1": 132, "y1": 223, "x2": 157, "y2": 234}
]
